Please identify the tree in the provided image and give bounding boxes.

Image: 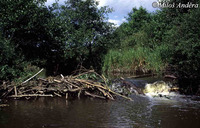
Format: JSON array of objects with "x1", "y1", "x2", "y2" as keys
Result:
[
  {"x1": 112, "y1": 7, "x2": 151, "y2": 48},
  {"x1": 0, "y1": 0, "x2": 51, "y2": 80},
  {"x1": 165, "y1": 6, "x2": 200, "y2": 93},
  {"x1": 52, "y1": 0, "x2": 113, "y2": 71},
  {"x1": 0, "y1": 0, "x2": 66, "y2": 64},
  {"x1": 0, "y1": 0, "x2": 114, "y2": 79},
  {"x1": 0, "y1": 35, "x2": 26, "y2": 81},
  {"x1": 104, "y1": 0, "x2": 200, "y2": 94},
  {"x1": 127, "y1": 7, "x2": 151, "y2": 32}
]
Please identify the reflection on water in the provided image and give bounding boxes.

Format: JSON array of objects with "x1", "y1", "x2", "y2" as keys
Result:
[{"x1": 0, "y1": 95, "x2": 200, "y2": 128}]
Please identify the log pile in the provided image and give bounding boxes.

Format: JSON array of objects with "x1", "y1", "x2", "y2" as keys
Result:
[{"x1": 0, "y1": 70, "x2": 132, "y2": 101}]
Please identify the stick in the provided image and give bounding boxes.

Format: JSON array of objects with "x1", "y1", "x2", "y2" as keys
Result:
[
  {"x1": 66, "y1": 93, "x2": 68, "y2": 100},
  {"x1": 68, "y1": 87, "x2": 83, "y2": 92},
  {"x1": 22, "y1": 68, "x2": 44, "y2": 84},
  {"x1": 38, "y1": 78, "x2": 47, "y2": 81},
  {"x1": 1, "y1": 87, "x2": 14, "y2": 98},
  {"x1": 54, "y1": 92, "x2": 62, "y2": 97},
  {"x1": 164, "y1": 75, "x2": 177, "y2": 79},
  {"x1": 61, "y1": 74, "x2": 64, "y2": 80},
  {"x1": 14, "y1": 86, "x2": 17, "y2": 96},
  {"x1": 9, "y1": 94, "x2": 53, "y2": 98},
  {"x1": 64, "y1": 80, "x2": 79, "y2": 88},
  {"x1": 54, "y1": 79, "x2": 62, "y2": 83},
  {"x1": 75, "y1": 79, "x2": 133, "y2": 101},
  {"x1": 85, "y1": 91, "x2": 106, "y2": 99},
  {"x1": 78, "y1": 90, "x2": 81, "y2": 99},
  {"x1": 98, "y1": 88, "x2": 114, "y2": 100}
]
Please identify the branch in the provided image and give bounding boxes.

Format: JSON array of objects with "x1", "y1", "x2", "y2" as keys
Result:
[
  {"x1": 9, "y1": 94, "x2": 53, "y2": 98},
  {"x1": 22, "y1": 68, "x2": 44, "y2": 84}
]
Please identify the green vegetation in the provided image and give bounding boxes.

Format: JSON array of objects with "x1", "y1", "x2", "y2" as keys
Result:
[
  {"x1": 103, "y1": 45, "x2": 166, "y2": 73},
  {"x1": 103, "y1": 0, "x2": 200, "y2": 94},
  {"x1": 103, "y1": 7, "x2": 170, "y2": 74},
  {"x1": 0, "y1": 0, "x2": 113, "y2": 82},
  {"x1": 0, "y1": 0, "x2": 200, "y2": 94}
]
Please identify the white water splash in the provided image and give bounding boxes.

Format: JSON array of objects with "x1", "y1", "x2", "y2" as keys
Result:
[{"x1": 144, "y1": 81, "x2": 178, "y2": 98}]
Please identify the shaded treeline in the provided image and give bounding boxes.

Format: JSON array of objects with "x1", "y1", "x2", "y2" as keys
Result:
[
  {"x1": 103, "y1": 0, "x2": 200, "y2": 94},
  {"x1": 0, "y1": 0, "x2": 114, "y2": 83}
]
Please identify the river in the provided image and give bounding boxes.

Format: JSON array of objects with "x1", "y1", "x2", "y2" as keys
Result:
[
  {"x1": 0, "y1": 95, "x2": 200, "y2": 128},
  {"x1": 0, "y1": 76, "x2": 200, "y2": 128}
]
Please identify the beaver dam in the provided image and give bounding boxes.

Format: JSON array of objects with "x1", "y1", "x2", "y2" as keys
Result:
[
  {"x1": 0, "y1": 69, "x2": 181, "y2": 102},
  {"x1": 1, "y1": 70, "x2": 200, "y2": 128},
  {"x1": 0, "y1": 69, "x2": 132, "y2": 101}
]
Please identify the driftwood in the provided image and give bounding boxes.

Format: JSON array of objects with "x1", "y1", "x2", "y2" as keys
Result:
[{"x1": 1, "y1": 70, "x2": 133, "y2": 101}]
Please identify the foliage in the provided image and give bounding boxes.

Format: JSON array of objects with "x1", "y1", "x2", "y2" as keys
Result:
[
  {"x1": 0, "y1": 0, "x2": 113, "y2": 83},
  {"x1": 0, "y1": 36, "x2": 43, "y2": 83},
  {"x1": 1, "y1": 0, "x2": 200, "y2": 94},
  {"x1": 43, "y1": 0, "x2": 114, "y2": 74},
  {"x1": 103, "y1": 1, "x2": 200, "y2": 94},
  {"x1": 58, "y1": 0, "x2": 113, "y2": 70},
  {"x1": 112, "y1": 7, "x2": 151, "y2": 48},
  {"x1": 164, "y1": 6, "x2": 200, "y2": 93},
  {"x1": 103, "y1": 45, "x2": 166, "y2": 73},
  {"x1": 103, "y1": 7, "x2": 166, "y2": 74},
  {"x1": 0, "y1": 37, "x2": 24, "y2": 81}
]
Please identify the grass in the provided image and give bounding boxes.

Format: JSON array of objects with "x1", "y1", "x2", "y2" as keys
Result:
[{"x1": 102, "y1": 45, "x2": 167, "y2": 74}]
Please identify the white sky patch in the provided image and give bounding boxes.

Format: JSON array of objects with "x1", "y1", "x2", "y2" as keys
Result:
[
  {"x1": 122, "y1": 18, "x2": 126, "y2": 22},
  {"x1": 98, "y1": 0, "x2": 157, "y2": 26},
  {"x1": 45, "y1": 0, "x2": 56, "y2": 6},
  {"x1": 108, "y1": 19, "x2": 121, "y2": 27},
  {"x1": 97, "y1": 0, "x2": 156, "y2": 10},
  {"x1": 46, "y1": 0, "x2": 158, "y2": 26}
]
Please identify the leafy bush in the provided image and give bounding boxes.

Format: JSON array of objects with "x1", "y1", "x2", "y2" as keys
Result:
[
  {"x1": 0, "y1": 37, "x2": 44, "y2": 84},
  {"x1": 0, "y1": 37, "x2": 23, "y2": 81}
]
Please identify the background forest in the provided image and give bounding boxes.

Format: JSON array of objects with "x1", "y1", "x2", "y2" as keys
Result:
[{"x1": 1, "y1": 0, "x2": 200, "y2": 94}]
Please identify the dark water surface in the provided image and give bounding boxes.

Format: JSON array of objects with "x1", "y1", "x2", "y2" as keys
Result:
[{"x1": 0, "y1": 95, "x2": 200, "y2": 128}]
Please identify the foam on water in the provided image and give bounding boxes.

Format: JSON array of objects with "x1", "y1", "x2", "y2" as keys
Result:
[{"x1": 144, "y1": 81, "x2": 178, "y2": 98}]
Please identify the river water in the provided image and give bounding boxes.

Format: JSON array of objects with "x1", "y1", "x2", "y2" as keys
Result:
[
  {"x1": 0, "y1": 76, "x2": 200, "y2": 128},
  {"x1": 0, "y1": 94, "x2": 200, "y2": 128}
]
